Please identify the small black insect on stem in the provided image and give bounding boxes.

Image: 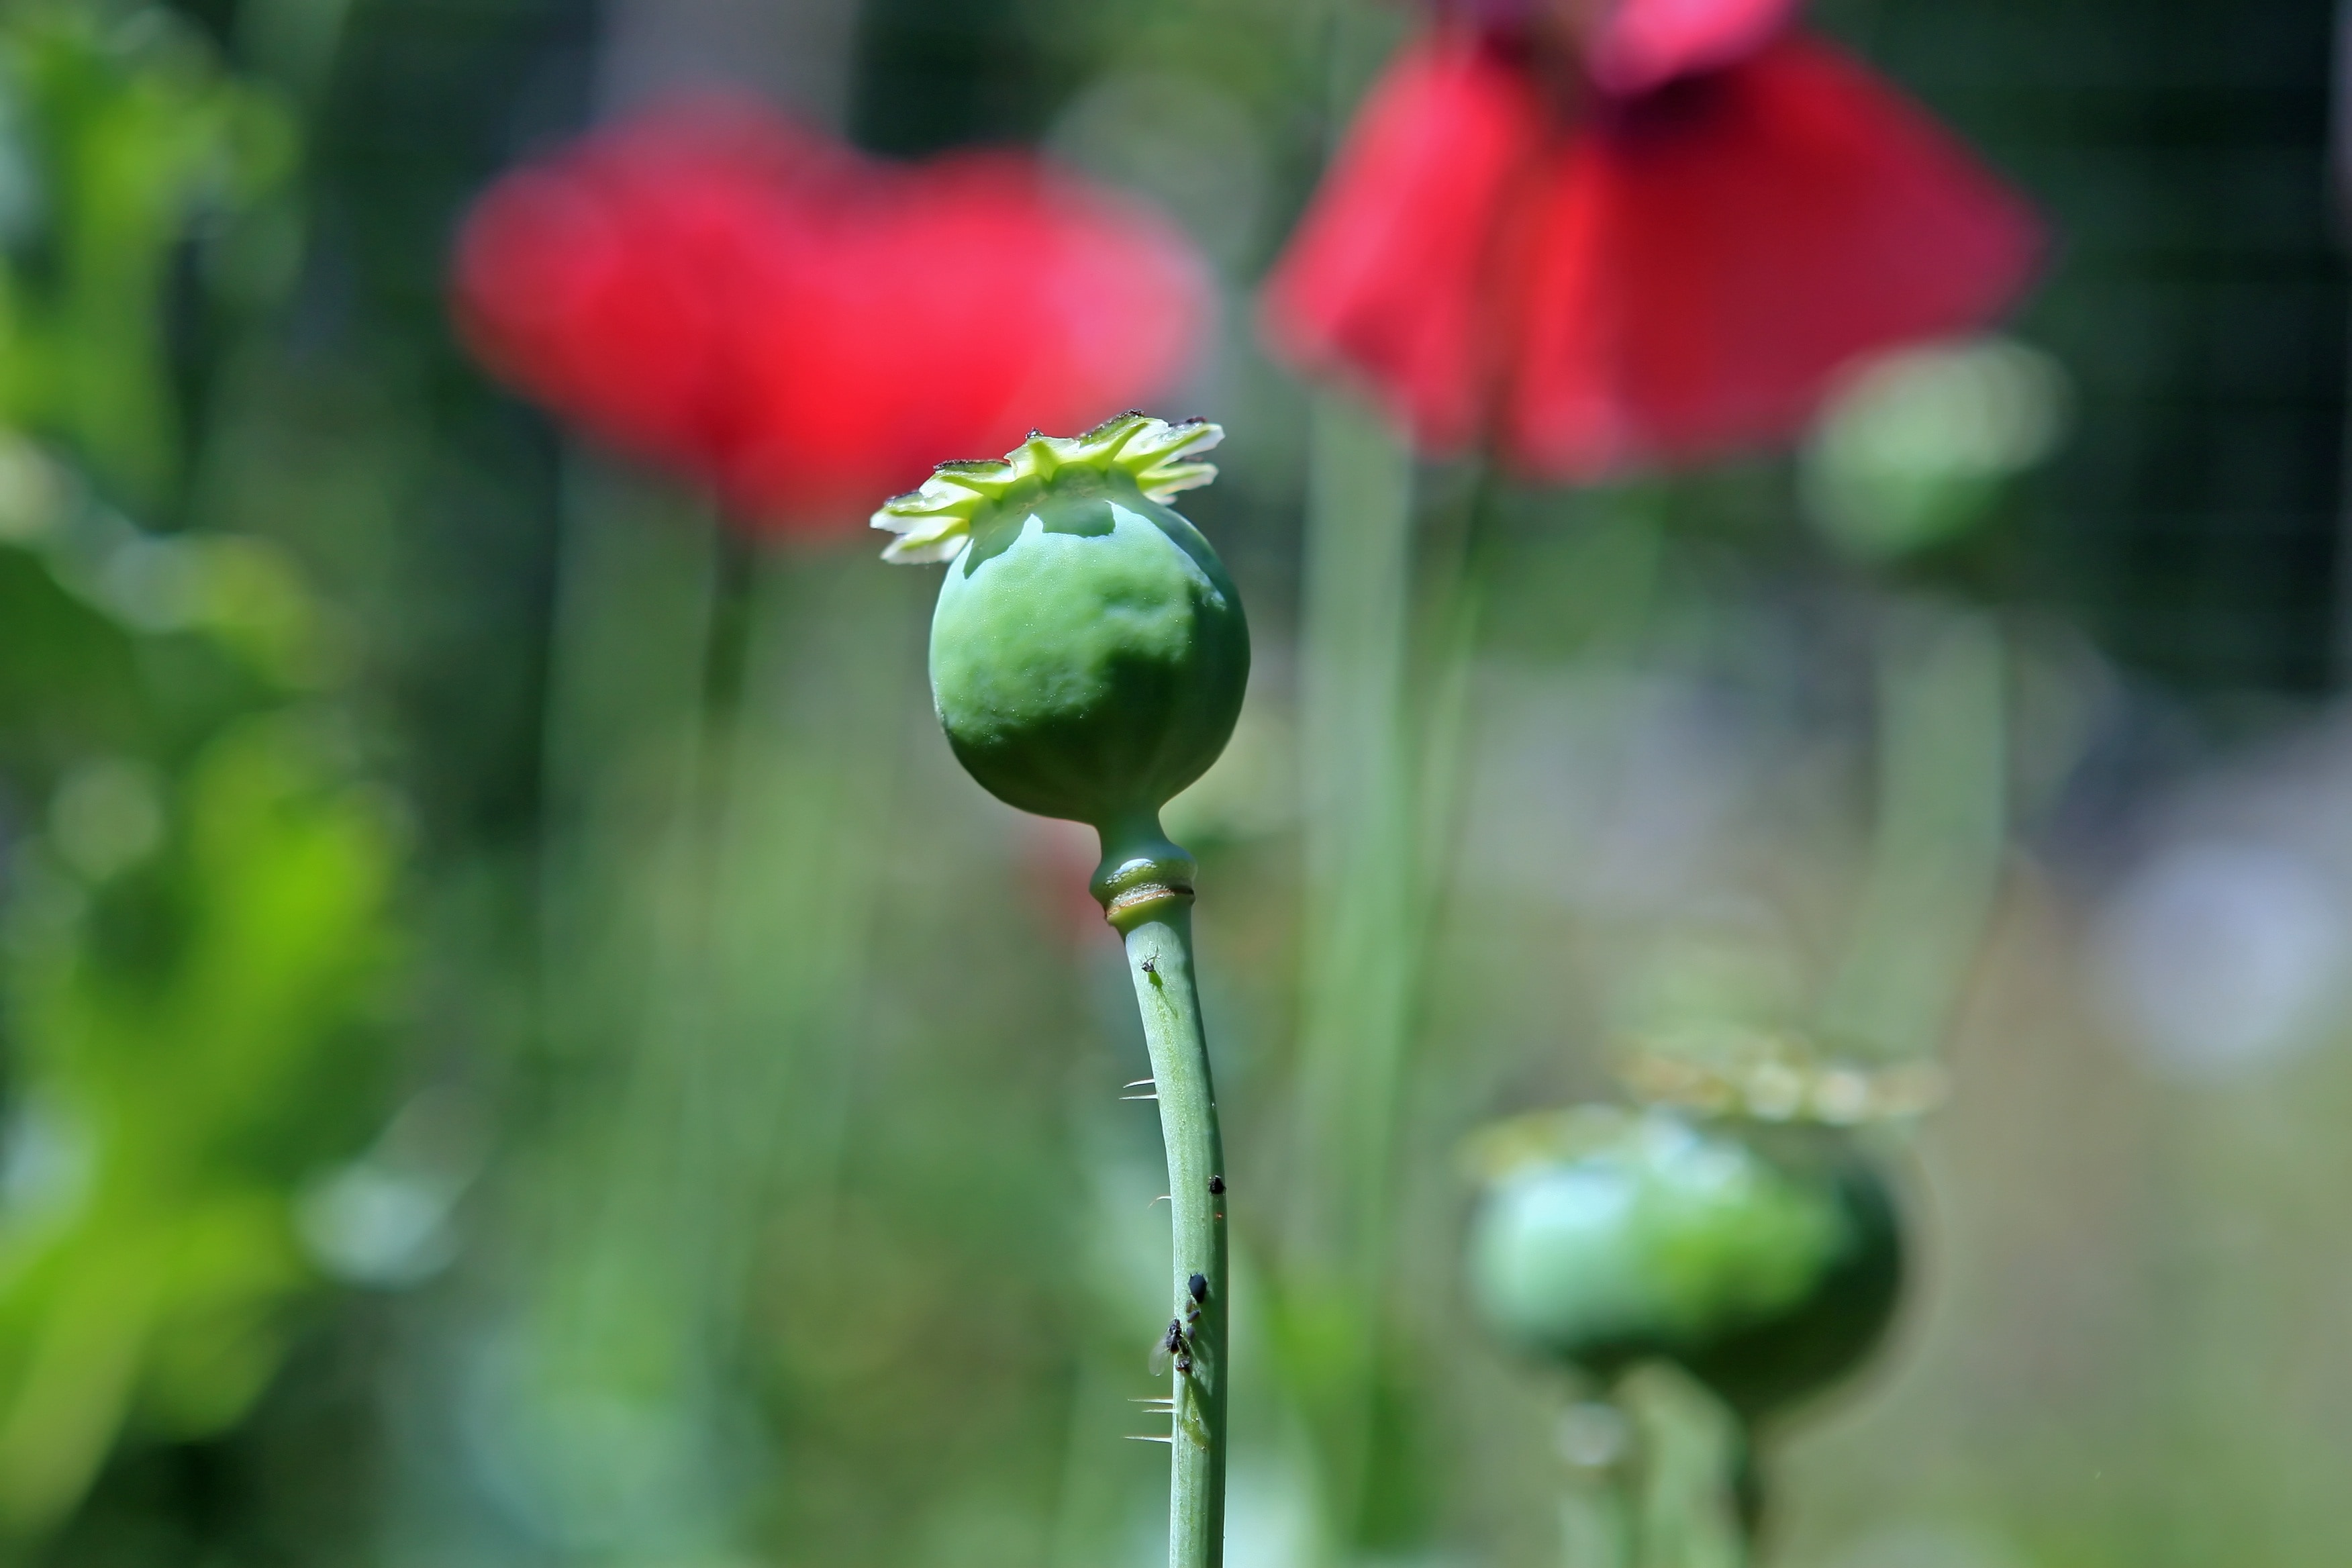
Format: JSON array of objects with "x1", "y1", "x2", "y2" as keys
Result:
[
  {"x1": 1182, "y1": 1271, "x2": 1210, "y2": 1330},
  {"x1": 1155, "y1": 1316, "x2": 1195, "y2": 1377},
  {"x1": 1207, "y1": 1174, "x2": 1224, "y2": 1195}
]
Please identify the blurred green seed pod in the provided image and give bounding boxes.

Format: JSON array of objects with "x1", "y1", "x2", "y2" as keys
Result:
[
  {"x1": 1465, "y1": 1105, "x2": 1903, "y2": 1423},
  {"x1": 873, "y1": 413, "x2": 1248, "y2": 837},
  {"x1": 1802, "y1": 335, "x2": 2070, "y2": 562}
]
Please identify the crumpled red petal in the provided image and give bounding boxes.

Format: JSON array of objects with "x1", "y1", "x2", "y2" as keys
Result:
[
  {"x1": 452, "y1": 103, "x2": 842, "y2": 482},
  {"x1": 1502, "y1": 36, "x2": 2044, "y2": 478},
  {"x1": 720, "y1": 150, "x2": 1209, "y2": 528},
  {"x1": 1259, "y1": 32, "x2": 1547, "y2": 456},
  {"x1": 1259, "y1": 29, "x2": 2043, "y2": 480},
  {"x1": 452, "y1": 99, "x2": 1208, "y2": 538}
]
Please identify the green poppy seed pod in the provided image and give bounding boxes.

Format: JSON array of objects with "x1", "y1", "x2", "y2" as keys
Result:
[
  {"x1": 875, "y1": 414, "x2": 1248, "y2": 924},
  {"x1": 1465, "y1": 1108, "x2": 1902, "y2": 1423}
]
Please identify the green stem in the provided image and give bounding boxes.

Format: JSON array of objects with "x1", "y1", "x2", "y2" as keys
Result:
[
  {"x1": 1286, "y1": 395, "x2": 1415, "y2": 1552},
  {"x1": 1561, "y1": 1482, "x2": 1634, "y2": 1568},
  {"x1": 1621, "y1": 1369, "x2": 1751, "y2": 1568},
  {"x1": 1816, "y1": 601, "x2": 2007, "y2": 1061},
  {"x1": 1561, "y1": 1420, "x2": 1636, "y2": 1568},
  {"x1": 1287, "y1": 394, "x2": 1487, "y2": 1556},
  {"x1": 1095, "y1": 820, "x2": 1227, "y2": 1568}
]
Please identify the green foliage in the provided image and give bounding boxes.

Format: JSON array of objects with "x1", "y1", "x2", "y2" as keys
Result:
[
  {"x1": 0, "y1": 3, "x2": 293, "y2": 507},
  {"x1": 0, "y1": 472, "x2": 396, "y2": 1537},
  {"x1": 0, "y1": 713, "x2": 395, "y2": 1531},
  {"x1": 0, "y1": 2, "x2": 396, "y2": 1546}
]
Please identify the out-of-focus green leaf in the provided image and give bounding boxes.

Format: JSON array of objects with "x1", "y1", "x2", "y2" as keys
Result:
[
  {"x1": 0, "y1": 541, "x2": 144, "y2": 770},
  {"x1": 0, "y1": 4, "x2": 297, "y2": 505},
  {"x1": 0, "y1": 712, "x2": 397, "y2": 1533}
]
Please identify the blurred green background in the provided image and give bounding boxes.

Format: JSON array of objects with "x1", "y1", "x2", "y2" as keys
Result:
[{"x1": 0, "y1": 0, "x2": 2348, "y2": 1565}]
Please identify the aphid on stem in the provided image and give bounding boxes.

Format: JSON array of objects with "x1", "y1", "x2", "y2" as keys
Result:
[{"x1": 1151, "y1": 1318, "x2": 1194, "y2": 1378}]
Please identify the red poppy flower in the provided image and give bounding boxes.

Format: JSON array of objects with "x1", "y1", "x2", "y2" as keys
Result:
[
  {"x1": 453, "y1": 100, "x2": 1209, "y2": 538},
  {"x1": 1263, "y1": 3, "x2": 2043, "y2": 480}
]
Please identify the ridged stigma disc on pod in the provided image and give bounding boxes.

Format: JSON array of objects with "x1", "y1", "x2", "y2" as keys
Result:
[
  {"x1": 873, "y1": 413, "x2": 1248, "y2": 831},
  {"x1": 1465, "y1": 1107, "x2": 1903, "y2": 1422}
]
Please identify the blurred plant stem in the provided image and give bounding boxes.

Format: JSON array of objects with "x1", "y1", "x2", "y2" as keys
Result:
[
  {"x1": 448, "y1": 459, "x2": 912, "y2": 1559},
  {"x1": 1817, "y1": 600, "x2": 2008, "y2": 1059},
  {"x1": 1625, "y1": 1371, "x2": 1749, "y2": 1568},
  {"x1": 1283, "y1": 393, "x2": 1412, "y2": 1555},
  {"x1": 1278, "y1": 392, "x2": 1485, "y2": 1560},
  {"x1": 1291, "y1": 398, "x2": 1413, "y2": 1245},
  {"x1": 1559, "y1": 1373, "x2": 1749, "y2": 1568},
  {"x1": 1559, "y1": 1472, "x2": 1635, "y2": 1568}
]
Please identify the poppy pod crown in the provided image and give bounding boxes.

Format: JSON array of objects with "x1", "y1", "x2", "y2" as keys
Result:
[
  {"x1": 875, "y1": 413, "x2": 1249, "y2": 843},
  {"x1": 872, "y1": 412, "x2": 1224, "y2": 562},
  {"x1": 1614, "y1": 1028, "x2": 1948, "y2": 1124}
]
